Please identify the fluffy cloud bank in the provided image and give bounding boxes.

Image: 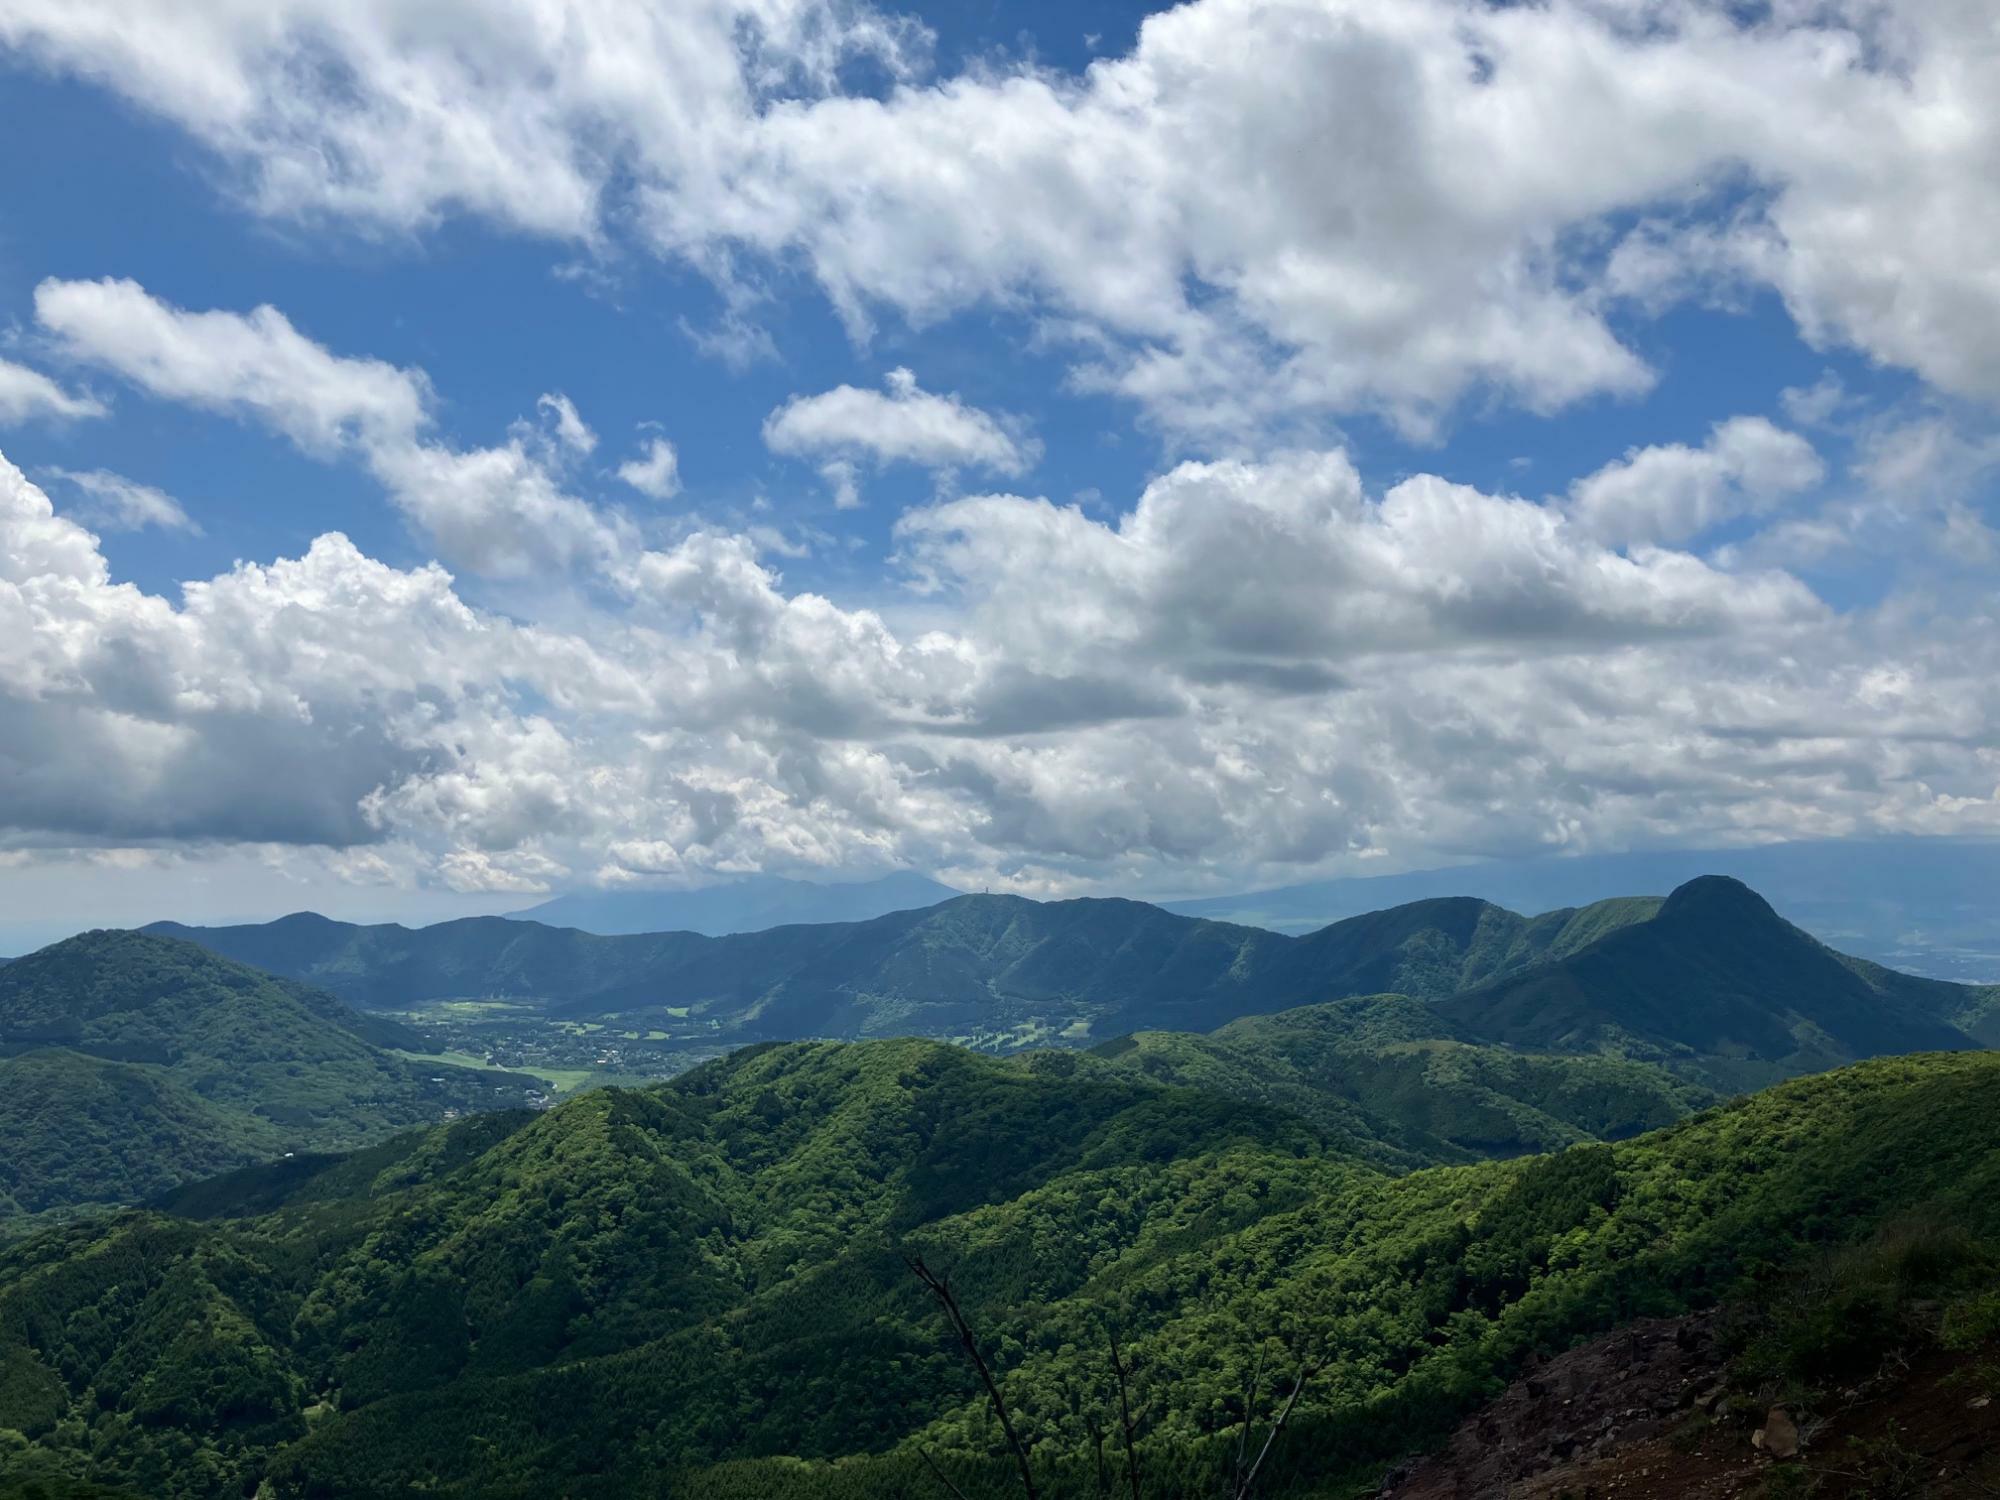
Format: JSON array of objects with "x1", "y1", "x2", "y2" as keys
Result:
[
  {"x1": 5, "y1": 0, "x2": 1999, "y2": 433},
  {"x1": 2, "y1": 430, "x2": 1991, "y2": 895},
  {"x1": 1569, "y1": 418, "x2": 1825, "y2": 547},
  {"x1": 3, "y1": 2, "x2": 1997, "y2": 897}
]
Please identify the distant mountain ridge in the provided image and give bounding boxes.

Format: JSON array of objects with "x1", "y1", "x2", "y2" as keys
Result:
[
  {"x1": 145, "y1": 878, "x2": 1996, "y2": 1084},
  {"x1": 147, "y1": 891, "x2": 1661, "y2": 1043},
  {"x1": 514, "y1": 870, "x2": 960, "y2": 935},
  {"x1": 1165, "y1": 837, "x2": 2000, "y2": 981},
  {"x1": 1077, "y1": 882, "x2": 1987, "y2": 1154}
]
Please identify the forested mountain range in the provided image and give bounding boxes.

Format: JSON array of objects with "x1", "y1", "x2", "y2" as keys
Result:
[
  {"x1": 11, "y1": 876, "x2": 1956, "y2": 1232},
  {"x1": 1, "y1": 1041, "x2": 1996, "y2": 1498},
  {"x1": 0, "y1": 875, "x2": 1967, "y2": 1234},
  {"x1": 149, "y1": 888, "x2": 1642, "y2": 1038},
  {"x1": 1075, "y1": 880, "x2": 1989, "y2": 1156},
  {"x1": 0, "y1": 931, "x2": 534, "y2": 1226},
  {"x1": 148, "y1": 878, "x2": 1996, "y2": 1078},
  {"x1": 154, "y1": 891, "x2": 1641, "y2": 1038},
  {"x1": 0, "y1": 878, "x2": 1994, "y2": 1495}
]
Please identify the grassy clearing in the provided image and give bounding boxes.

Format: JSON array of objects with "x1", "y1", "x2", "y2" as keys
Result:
[
  {"x1": 389, "y1": 1046, "x2": 525, "y2": 1076},
  {"x1": 387, "y1": 1048, "x2": 599, "y2": 1095},
  {"x1": 522, "y1": 1066, "x2": 600, "y2": 1093},
  {"x1": 393, "y1": 999, "x2": 544, "y2": 1022}
]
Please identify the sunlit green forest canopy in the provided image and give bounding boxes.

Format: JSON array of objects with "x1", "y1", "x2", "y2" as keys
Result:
[{"x1": 2, "y1": 1038, "x2": 1996, "y2": 1498}]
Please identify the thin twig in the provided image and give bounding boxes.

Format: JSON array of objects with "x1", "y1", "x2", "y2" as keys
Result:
[
  {"x1": 919, "y1": 1444, "x2": 973, "y2": 1500},
  {"x1": 1229, "y1": 1341, "x2": 1266, "y2": 1497},
  {"x1": 907, "y1": 1252, "x2": 1041, "y2": 1500},
  {"x1": 1109, "y1": 1326, "x2": 1142, "y2": 1500}
]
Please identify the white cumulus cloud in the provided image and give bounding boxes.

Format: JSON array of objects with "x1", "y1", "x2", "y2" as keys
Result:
[
  {"x1": 617, "y1": 435, "x2": 681, "y2": 500},
  {"x1": 33, "y1": 277, "x2": 626, "y2": 577},
  {"x1": 764, "y1": 368, "x2": 1037, "y2": 477},
  {"x1": 4, "y1": 435, "x2": 1993, "y2": 901},
  {"x1": 1568, "y1": 417, "x2": 1826, "y2": 548},
  {"x1": 17, "y1": 2, "x2": 2000, "y2": 430}
]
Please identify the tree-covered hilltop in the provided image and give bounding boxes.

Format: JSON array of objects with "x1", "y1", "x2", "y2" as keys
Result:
[
  {"x1": 1439, "y1": 876, "x2": 1988, "y2": 1088},
  {"x1": 3, "y1": 1040, "x2": 1998, "y2": 1499},
  {"x1": 0, "y1": 931, "x2": 535, "y2": 1226},
  {"x1": 145, "y1": 889, "x2": 1664, "y2": 1040},
  {"x1": 1092, "y1": 993, "x2": 1712, "y2": 1166},
  {"x1": 0, "y1": 929, "x2": 433, "y2": 1066}
]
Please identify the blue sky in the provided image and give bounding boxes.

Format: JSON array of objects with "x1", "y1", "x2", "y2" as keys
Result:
[
  {"x1": 0, "y1": 0, "x2": 1995, "y2": 940},
  {"x1": 0, "y1": 61, "x2": 1918, "y2": 607}
]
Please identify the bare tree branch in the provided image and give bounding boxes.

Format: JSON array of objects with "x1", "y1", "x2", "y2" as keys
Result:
[
  {"x1": 919, "y1": 1444, "x2": 973, "y2": 1500},
  {"x1": 1232, "y1": 1352, "x2": 1324, "y2": 1500},
  {"x1": 1087, "y1": 1412, "x2": 1111, "y2": 1498},
  {"x1": 906, "y1": 1252, "x2": 1041, "y2": 1500},
  {"x1": 1108, "y1": 1326, "x2": 1142, "y2": 1500},
  {"x1": 1229, "y1": 1341, "x2": 1266, "y2": 1497}
]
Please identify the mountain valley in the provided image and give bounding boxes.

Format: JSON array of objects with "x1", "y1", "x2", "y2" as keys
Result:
[{"x1": 0, "y1": 876, "x2": 1994, "y2": 1499}]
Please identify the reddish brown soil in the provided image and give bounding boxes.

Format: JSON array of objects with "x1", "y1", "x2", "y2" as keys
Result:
[{"x1": 1377, "y1": 1316, "x2": 2000, "y2": 1499}]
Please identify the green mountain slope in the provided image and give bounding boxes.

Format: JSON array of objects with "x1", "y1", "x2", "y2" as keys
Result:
[
  {"x1": 1092, "y1": 992, "x2": 1712, "y2": 1166},
  {"x1": 3, "y1": 1042, "x2": 1998, "y2": 1499},
  {"x1": 147, "y1": 891, "x2": 1665, "y2": 1042},
  {"x1": 1273, "y1": 895, "x2": 1661, "y2": 1002},
  {"x1": 0, "y1": 932, "x2": 536, "y2": 1225},
  {"x1": 1440, "y1": 876, "x2": 1984, "y2": 1087},
  {"x1": 0, "y1": 1051, "x2": 270, "y2": 1220}
]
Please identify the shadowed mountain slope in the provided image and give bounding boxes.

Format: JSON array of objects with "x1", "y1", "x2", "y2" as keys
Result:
[
  {"x1": 1439, "y1": 876, "x2": 1988, "y2": 1086},
  {"x1": 1164, "y1": 837, "x2": 2000, "y2": 982}
]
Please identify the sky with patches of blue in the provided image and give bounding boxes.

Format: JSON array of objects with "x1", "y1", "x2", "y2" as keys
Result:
[
  {"x1": 0, "y1": 0, "x2": 1994, "y2": 940},
  {"x1": 0, "y1": 23, "x2": 1913, "y2": 606},
  {"x1": 2, "y1": 6, "x2": 1147, "y2": 603}
]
